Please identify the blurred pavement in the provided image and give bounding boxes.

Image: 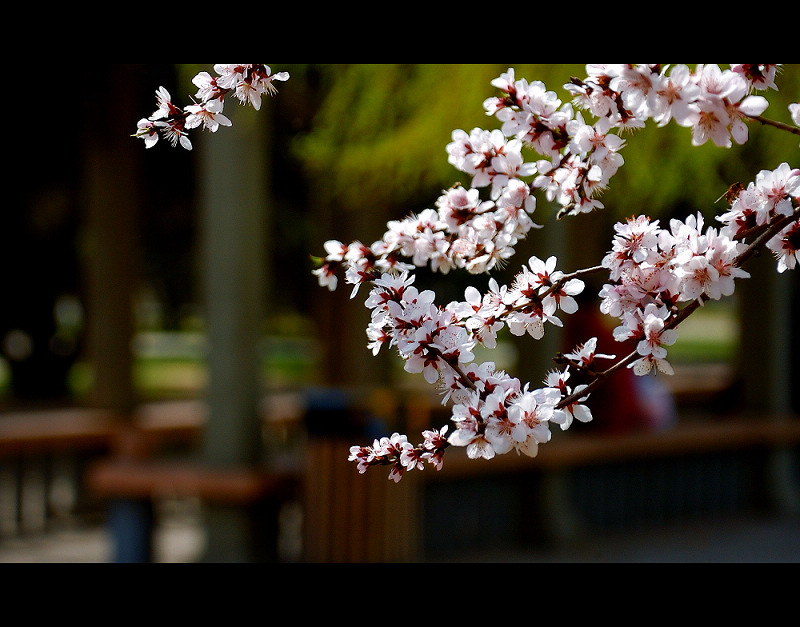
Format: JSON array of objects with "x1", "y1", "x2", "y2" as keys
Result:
[
  {"x1": 1, "y1": 511, "x2": 799, "y2": 563},
  {"x1": 455, "y1": 513, "x2": 800, "y2": 563},
  {"x1": 0, "y1": 520, "x2": 204, "y2": 563}
]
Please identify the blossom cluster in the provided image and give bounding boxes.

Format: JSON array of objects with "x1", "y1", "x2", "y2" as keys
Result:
[
  {"x1": 313, "y1": 178, "x2": 541, "y2": 295},
  {"x1": 474, "y1": 64, "x2": 785, "y2": 218},
  {"x1": 134, "y1": 64, "x2": 289, "y2": 150},
  {"x1": 598, "y1": 162, "x2": 800, "y2": 377},
  {"x1": 324, "y1": 65, "x2": 800, "y2": 482},
  {"x1": 602, "y1": 212, "x2": 750, "y2": 377},
  {"x1": 347, "y1": 267, "x2": 604, "y2": 483},
  {"x1": 720, "y1": 162, "x2": 800, "y2": 273}
]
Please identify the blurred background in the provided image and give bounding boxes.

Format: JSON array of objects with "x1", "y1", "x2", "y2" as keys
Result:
[{"x1": 1, "y1": 64, "x2": 798, "y2": 563}]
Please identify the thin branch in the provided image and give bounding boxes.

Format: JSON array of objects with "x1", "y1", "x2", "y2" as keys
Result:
[
  {"x1": 746, "y1": 114, "x2": 800, "y2": 136},
  {"x1": 733, "y1": 206, "x2": 800, "y2": 268},
  {"x1": 557, "y1": 349, "x2": 640, "y2": 409}
]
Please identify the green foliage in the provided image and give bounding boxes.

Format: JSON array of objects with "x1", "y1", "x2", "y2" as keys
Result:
[{"x1": 295, "y1": 64, "x2": 578, "y2": 212}]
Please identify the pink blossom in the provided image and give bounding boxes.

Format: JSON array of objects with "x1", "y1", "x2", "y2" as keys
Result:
[
  {"x1": 192, "y1": 71, "x2": 222, "y2": 103},
  {"x1": 564, "y1": 338, "x2": 616, "y2": 370},
  {"x1": 650, "y1": 64, "x2": 701, "y2": 127},
  {"x1": 399, "y1": 442, "x2": 426, "y2": 472},
  {"x1": 729, "y1": 94, "x2": 770, "y2": 144},
  {"x1": 421, "y1": 426, "x2": 448, "y2": 471},
  {"x1": 366, "y1": 322, "x2": 391, "y2": 356},
  {"x1": 603, "y1": 216, "x2": 661, "y2": 279},
  {"x1": 152, "y1": 63, "x2": 797, "y2": 481},
  {"x1": 185, "y1": 98, "x2": 232, "y2": 133},
  {"x1": 755, "y1": 162, "x2": 800, "y2": 217},
  {"x1": 685, "y1": 98, "x2": 733, "y2": 147},
  {"x1": 705, "y1": 230, "x2": 751, "y2": 299},
  {"x1": 679, "y1": 255, "x2": 719, "y2": 301},
  {"x1": 312, "y1": 263, "x2": 338, "y2": 292},
  {"x1": 437, "y1": 186, "x2": 491, "y2": 231},
  {"x1": 348, "y1": 446, "x2": 371, "y2": 475},
  {"x1": 730, "y1": 64, "x2": 780, "y2": 91},
  {"x1": 695, "y1": 64, "x2": 747, "y2": 103},
  {"x1": 636, "y1": 305, "x2": 679, "y2": 361},
  {"x1": 767, "y1": 221, "x2": 800, "y2": 273},
  {"x1": 448, "y1": 395, "x2": 497, "y2": 460},
  {"x1": 150, "y1": 87, "x2": 179, "y2": 121},
  {"x1": 551, "y1": 385, "x2": 593, "y2": 431},
  {"x1": 790, "y1": 103, "x2": 800, "y2": 127},
  {"x1": 609, "y1": 64, "x2": 660, "y2": 119},
  {"x1": 630, "y1": 354, "x2": 675, "y2": 377},
  {"x1": 482, "y1": 390, "x2": 521, "y2": 456},
  {"x1": 507, "y1": 387, "x2": 559, "y2": 457},
  {"x1": 135, "y1": 119, "x2": 160, "y2": 149}
]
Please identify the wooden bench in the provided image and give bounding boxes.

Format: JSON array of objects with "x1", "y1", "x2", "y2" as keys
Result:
[
  {"x1": 0, "y1": 403, "x2": 204, "y2": 538},
  {"x1": 0, "y1": 401, "x2": 204, "y2": 461},
  {"x1": 0, "y1": 408, "x2": 119, "y2": 460},
  {"x1": 86, "y1": 459, "x2": 296, "y2": 505},
  {"x1": 83, "y1": 455, "x2": 299, "y2": 563},
  {"x1": 81, "y1": 396, "x2": 302, "y2": 506},
  {"x1": 0, "y1": 397, "x2": 303, "y2": 560}
]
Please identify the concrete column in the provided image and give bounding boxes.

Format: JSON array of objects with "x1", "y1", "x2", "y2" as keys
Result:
[{"x1": 197, "y1": 101, "x2": 272, "y2": 561}]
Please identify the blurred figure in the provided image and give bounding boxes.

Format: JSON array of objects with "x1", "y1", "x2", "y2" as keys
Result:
[{"x1": 564, "y1": 290, "x2": 676, "y2": 435}]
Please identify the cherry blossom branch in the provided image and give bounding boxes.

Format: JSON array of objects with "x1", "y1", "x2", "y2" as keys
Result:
[
  {"x1": 556, "y1": 350, "x2": 639, "y2": 408},
  {"x1": 732, "y1": 206, "x2": 800, "y2": 267},
  {"x1": 134, "y1": 64, "x2": 289, "y2": 151},
  {"x1": 336, "y1": 64, "x2": 799, "y2": 482}
]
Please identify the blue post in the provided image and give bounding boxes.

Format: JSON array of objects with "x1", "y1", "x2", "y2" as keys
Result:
[{"x1": 108, "y1": 499, "x2": 154, "y2": 563}]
